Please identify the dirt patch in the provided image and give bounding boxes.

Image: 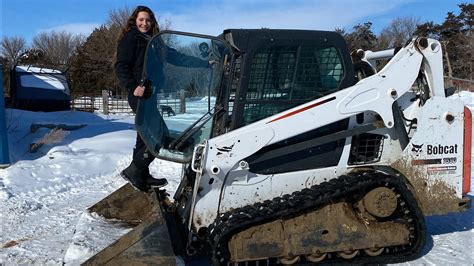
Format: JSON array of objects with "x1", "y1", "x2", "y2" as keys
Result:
[
  {"x1": 2, "y1": 240, "x2": 19, "y2": 248},
  {"x1": 1, "y1": 237, "x2": 31, "y2": 249},
  {"x1": 392, "y1": 159, "x2": 462, "y2": 216}
]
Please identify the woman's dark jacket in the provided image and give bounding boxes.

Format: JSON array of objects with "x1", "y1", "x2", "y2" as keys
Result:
[
  {"x1": 115, "y1": 26, "x2": 150, "y2": 113},
  {"x1": 115, "y1": 27, "x2": 209, "y2": 113}
]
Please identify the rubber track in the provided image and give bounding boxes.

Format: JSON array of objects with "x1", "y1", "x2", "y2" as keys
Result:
[{"x1": 207, "y1": 170, "x2": 426, "y2": 265}]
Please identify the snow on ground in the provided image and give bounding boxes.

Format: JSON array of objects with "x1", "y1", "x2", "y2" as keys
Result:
[
  {"x1": 0, "y1": 110, "x2": 182, "y2": 265},
  {"x1": 0, "y1": 93, "x2": 473, "y2": 265}
]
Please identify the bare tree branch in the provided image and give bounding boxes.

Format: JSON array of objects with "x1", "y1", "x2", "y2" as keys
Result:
[
  {"x1": 0, "y1": 36, "x2": 27, "y2": 65},
  {"x1": 379, "y1": 16, "x2": 420, "y2": 48},
  {"x1": 31, "y1": 31, "x2": 85, "y2": 70},
  {"x1": 106, "y1": 6, "x2": 133, "y2": 28},
  {"x1": 159, "y1": 18, "x2": 173, "y2": 31}
]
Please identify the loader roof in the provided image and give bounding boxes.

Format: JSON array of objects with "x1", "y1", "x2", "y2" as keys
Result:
[{"x1": 221, "y1": 28, "x2": 349, "y2": 54}]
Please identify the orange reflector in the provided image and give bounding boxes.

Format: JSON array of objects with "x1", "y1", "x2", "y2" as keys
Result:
[{"x1": 463, "y1": 107, "x2": 472, "y2": 194}]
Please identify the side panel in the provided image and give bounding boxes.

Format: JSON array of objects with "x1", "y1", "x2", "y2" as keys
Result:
[
  {"x1": 219, "y1": 167, "x2": 338, "y2": 214},
  {"x1": 392, "y1": 97, "x2": 466, "y2": 215}
]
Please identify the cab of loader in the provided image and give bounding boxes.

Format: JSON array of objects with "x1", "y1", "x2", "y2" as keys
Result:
[{"x1": 136, "y1": 29, "x2": 355, "y2": 165}]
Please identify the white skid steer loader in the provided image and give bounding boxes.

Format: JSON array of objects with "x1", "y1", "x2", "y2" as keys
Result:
[{"x1": 77, "y1": 29, "x2": 471, "y2": 265}]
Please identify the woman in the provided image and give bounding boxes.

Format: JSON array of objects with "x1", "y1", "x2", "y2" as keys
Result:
[{"x1": 115, "y1": 5, "x2": 167, "y2": 191}]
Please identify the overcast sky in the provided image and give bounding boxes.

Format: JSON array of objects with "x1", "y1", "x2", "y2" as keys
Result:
[{"x1": 1, "y1": 0, "x2": 464, "y2": 44}]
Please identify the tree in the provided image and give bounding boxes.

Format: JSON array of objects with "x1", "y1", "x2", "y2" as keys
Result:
[
  {"x1": 106, "y1": 6, "x2": 133, "y2": 29},
  {"x1": 0, "y1": 36, "x2": 27, "y2": 66},
  {"x1": 454, "y1": 3, "x2": 473, "y2": 80},
  {"x1": 457, "y1": 3, "x2": 473, "y2": 29},
  {"x1": 69, "y1": 25, "x2": 118, "y2": 94},
  {"x1": 415, "y1": 4, "x2": 473, "y2": 80},
  {"x1": 378, "y1": 16, "x2": 420, "y2": 49},
  {"x1": 1, "y1": 56, "x2": 11, "y2": 97},
  {"x1": 69, "y1": 6, "x2": 131, "y2": 94},
  {"x1": 440, "y1": 12, "x2": 463, "y2": 80},
  {"x1": 414, "y1": 21, "x2": 440, "y2": 39},
  {"x1": 31, "y1": 31, "x2": 85, "y2": 71},
  {"x1": 342, "y1": 22, "x2": 378, "y2": 52}
]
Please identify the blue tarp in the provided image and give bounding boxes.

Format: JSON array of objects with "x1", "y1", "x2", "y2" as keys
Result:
[{"x1": 0, "y1": 65, "x2": 10, "y2": 166}]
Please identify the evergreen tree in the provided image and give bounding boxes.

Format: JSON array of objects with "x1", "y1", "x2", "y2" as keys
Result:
[
  {"x1": 69, "y1": 25, "x2": 121, "y2": 94},
  {"x1": 343, "y1": 22, "x2": 378, "y2": 52},
  {"x1": 415, "y1": 3, "x2": 473, "y2": 80}
]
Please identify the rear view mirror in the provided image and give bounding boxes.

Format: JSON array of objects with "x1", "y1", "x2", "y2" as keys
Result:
[{"x1": 199, "y1": 42, "x2": 210, "y2": 58}]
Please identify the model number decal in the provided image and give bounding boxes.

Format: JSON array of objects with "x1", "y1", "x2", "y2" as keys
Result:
[
  {"x1": 427, "y1": 166, "x2": 456, "y2": 174},
  {"x1": 412, "y1": 159, "x2": 441, "y2": 165},
  {"x1": 443, "y1": 157, "x2": 457, "y2": 164},
  {"x1": 412, "y1": 157, "x2": 457, "y2": 166}
]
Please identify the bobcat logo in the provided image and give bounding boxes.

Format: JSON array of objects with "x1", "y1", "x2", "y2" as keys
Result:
[{"x1": 411, "y1": 143, "x2": 423, "y2": 154}]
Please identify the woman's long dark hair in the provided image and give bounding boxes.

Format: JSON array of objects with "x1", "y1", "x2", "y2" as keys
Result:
[{"x1": 118, "y1": 6, "x2": 159, "y2": 41}]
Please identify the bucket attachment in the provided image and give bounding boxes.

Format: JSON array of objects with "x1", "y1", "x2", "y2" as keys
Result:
[{"x1": 79, "y1": 184, "x2": 176, "y2": 265}]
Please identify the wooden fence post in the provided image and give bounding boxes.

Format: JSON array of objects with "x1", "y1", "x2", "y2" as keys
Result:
[
  {"x1": 102, "y1": 90, "x2": 109, "y2": 115},
  {"x1": 179, "y1": 89, "x2": 186, "y2": 114}
]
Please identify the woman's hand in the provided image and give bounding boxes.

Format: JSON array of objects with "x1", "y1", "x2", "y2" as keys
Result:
[
  {"x1": 133, "y1": 85, "x2": 146, "y2": 97},
  {"x1": 209, "y1": 60, "x2": 217, "y2": 67}
]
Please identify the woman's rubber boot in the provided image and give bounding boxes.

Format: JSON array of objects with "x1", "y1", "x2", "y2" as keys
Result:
[
  {"x1": 120, "y1": 162, "x2": 150, "y2": 192},
  {"x1": 141, "y1": 169, "x2": 168, "y2": 188}
]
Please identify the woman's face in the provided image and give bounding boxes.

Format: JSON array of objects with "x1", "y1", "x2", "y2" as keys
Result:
[{"x1": 136, "y1": 11, "x2": 152, "y2": 33}]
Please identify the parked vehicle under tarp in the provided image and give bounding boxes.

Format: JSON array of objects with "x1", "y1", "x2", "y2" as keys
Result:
[
  {"x1": 1, "y1": 65, "x2": 10, "y2": 167},
  {"x1": 10, "y1": 65, "x2": 70, "y2": 111}
]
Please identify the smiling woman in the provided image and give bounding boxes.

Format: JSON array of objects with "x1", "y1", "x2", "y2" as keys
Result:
[
  {"x1": 114, "y1": 5, "x2": 167, "y2": 192},
  {"x1": 135, "y1": 8, "x2": 153, "y2": 33}
]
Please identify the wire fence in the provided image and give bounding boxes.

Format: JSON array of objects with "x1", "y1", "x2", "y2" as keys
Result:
[
  {"x1": 70, "y1": 91, "x2": 181, "y2": 114},
  {"x1": 71, "y1": 78, "x2": 472, "y2": 114},
  {"x1": 70, "y1": 94, "x2": 129, "y2": 113}
]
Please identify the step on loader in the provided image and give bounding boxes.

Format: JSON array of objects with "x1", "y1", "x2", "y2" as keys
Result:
[{"x1": 75, "y1": 29, "x2": 471, "y2": 265}]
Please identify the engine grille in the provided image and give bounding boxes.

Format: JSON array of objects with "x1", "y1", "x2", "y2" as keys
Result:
[{"x1": 348, "y1": 133, "x2": 384, "y2": 165}]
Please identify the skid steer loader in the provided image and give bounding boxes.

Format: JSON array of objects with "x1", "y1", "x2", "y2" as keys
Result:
[{"x1": 81, "y1": 29, "x2": 471, "y2": 265}]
